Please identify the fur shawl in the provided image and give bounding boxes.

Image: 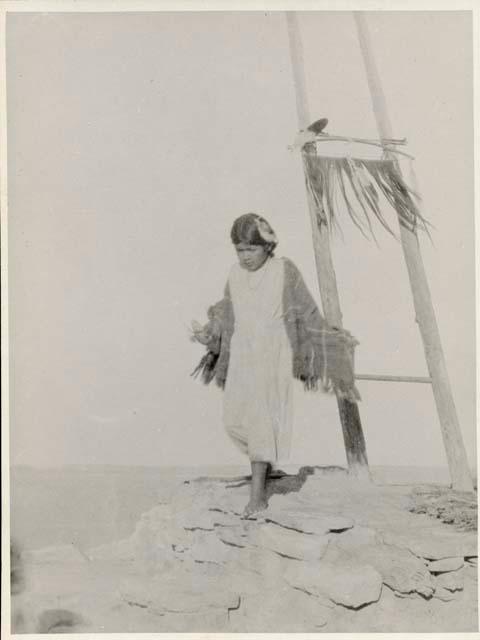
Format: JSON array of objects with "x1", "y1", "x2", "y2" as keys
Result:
[{"x1": 192, "y1": 257, "x2": 360, "y2": 403}]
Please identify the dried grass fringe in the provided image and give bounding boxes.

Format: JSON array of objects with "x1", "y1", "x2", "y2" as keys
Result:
[{"x1": 304, "y1": 154, "x2": 430, "y2": 241}]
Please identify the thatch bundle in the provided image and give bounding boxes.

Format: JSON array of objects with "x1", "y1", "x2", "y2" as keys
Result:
[{"x1": 300, "y1": 136, "x2": 430, "y2": 241}]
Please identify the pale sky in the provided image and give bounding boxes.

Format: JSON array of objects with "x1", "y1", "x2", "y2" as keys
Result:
[{"x1": 6, "y1": 10, "x2": 476, "y2": 471}]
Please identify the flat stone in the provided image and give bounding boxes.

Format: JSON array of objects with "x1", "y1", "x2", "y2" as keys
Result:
[
  {"x1": 119, "y1": 572, "x2": 240, "y2": 614},
  {"x1": 234, "y1": 545, "x2": 293, "y2": 583},
  {"x1": 230, "y1": 583, "x2": 331, "y2": 632},
  {"x1": 216, "y1": 526, "x2": 248, "y2": 548},
  {"x1": 254, "y1": 522, "x2": 330, "y2": 561},
  {"x1": 215, "y1": 486, "x2": 252, "y2": 516},
  {"x1": 24, "y1": 545, "x2": 88, "y2": 565},
  {"x1": 210, "y1": 509, "x2": 241, "y2": 527},
  {"x1": 382, "y1": 528, "x2": 477, "y2": 560},
  {"x1": 188, "y1": 531, "x2": 233, "y2": 564},
  {"x1": 432, "y1": 586, "x2": 459, "y2": 602},
  {"x1": 298, "y1": 471, "x2": 366, "y2": 498},
  {"x1": 334, "y1": 542, "x2": 435, "y2": 598},
  {"x1": 264, "y1": 497, "x2": 354, "y2": 535},
  {"x1": 89, "y1": 538, "x2": 136, "y2": 562},
  {"x1": 428, "y1": 557, "x2": 464, "y2": 573},
  {"x1": 331, "y1": 526, "x2": 380, "y2": 549},
  {"x1": 436, "y1": 569, "x2": 464, "y2": 592},
  {"x1": 161, "y1": 610, "x2": 229, "y2": 632},
  {"x1": 132, "y1": 506, "x2": 189, "y2": 551},
  {"x1": 176, "y1": 509, "x2": 217, "y2": 531},
  {"x1": 219, "y1": 566, "x2": 267, "y2": 596},
  {"x1": 284, "y1": 559, "x2": 382, "y2": 609}
]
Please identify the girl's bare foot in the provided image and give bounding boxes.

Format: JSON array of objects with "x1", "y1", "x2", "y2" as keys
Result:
[
  {"x1": 243, "y1": 497, "x2": 268, "y2": 518},
  {"x1": 243, "y1": 461, "x2": 269, "y2": 518}
]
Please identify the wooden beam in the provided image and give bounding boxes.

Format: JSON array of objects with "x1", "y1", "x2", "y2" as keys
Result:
[
  {"x1": 355, "y1": 374, "x2": 432, "y2": 384},
  {"x1": 354, "y1": 12, "x2": 473, "y2": 492},
  {"x1": 286, "y1": 12, "x2": 370, "y2": 481}
]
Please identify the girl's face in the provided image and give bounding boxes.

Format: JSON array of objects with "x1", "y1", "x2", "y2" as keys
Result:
[{"x1": 235, "y1": 243, "x2": 270, "y2": 271}]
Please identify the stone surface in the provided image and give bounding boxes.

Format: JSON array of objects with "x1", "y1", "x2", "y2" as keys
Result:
[
  {"x1": 216, "y1": 526, "x2": 248, "y2": 548},
  {"x1": 119, "y1": 571, "x2": 240, "y2": 613},
  {"x1": 428, "y1": 557, "x2": 464, "y2": 573},
  {"x1": 382, "y1": 529, "x2": 477, "y2": 560},
  {"x1": 284, "y1": 560, "x2": 383, "y2": 609},
  {"x1": 435, "y1": 569, "x2": 464, "y2": 592},
  {"x1": 25, "y1": 544, "x2": 88, "y2": 565},
  {"x1": 253, "y1": 522, "x2": 330, "y2": 561},
  {"x1": 331, "y1": 526, "x2": 380, "y2": 550},
  {"x1": 264, "y1": 497, "x2": 355, "y2": 535},
  {"x1": 230, "y1": 583, "x2": 331, "y2": 632},
  {"x1": 298, "y1": 472, "x2": 370, "y2": 498},
  {"x1": 330, "y1": 542, "x2": 435, "y2": 598},
  {"x1": 176, "y1": 508, "x2": 217, "y2": 531},
  {"x1": 432, "y1": 586, "x2": 459, "y2": 602},
  {"x1": 187, "y1": 531, "x2": 233, "y2": 564},
  {"x1": 160, "y1": 610, "x2": 229, "y2": 632},
  {"x1": 234, "y1": 545, "x2": 293, "y2": 584},
  {"x1": 14, "y1": 466, "x2": 479, "y2": 633}
]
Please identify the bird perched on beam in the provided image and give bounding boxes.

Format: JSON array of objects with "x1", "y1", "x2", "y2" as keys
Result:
[
  {"x1": 307, "y1": 117, "x2": 329, "y2": 134},
  {"x1": 289, "y1": 117, "x2": 329, "y2": 151}
]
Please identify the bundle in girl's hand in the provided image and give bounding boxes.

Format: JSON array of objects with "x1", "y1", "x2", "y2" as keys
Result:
[{"x1": 190, "y1": 320, "x2": 211, "y2": 345}]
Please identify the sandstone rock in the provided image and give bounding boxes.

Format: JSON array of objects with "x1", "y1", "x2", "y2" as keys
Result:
[
  {"x1": 119, "y1": 571, "x2": 240, "y2": 614},
  {"x1": 24, "y1": 545, "x2": 88, "y2": 565},
  {"x1": 132, "y1": 520, "x2": 180, "y2": 575},
  {"x1": 210, "y1": 509, "x2": 241, "y2": 527},
  {"x1": 215, "y1": 486, "x2": 252, "y2": 516},
  {"x1": 298, "y1": 471, "x2": 368, "y2": 498},
  {"x1": 176, "y1": 509, "x2": 217, "y2": 531},
  {"x1": 264, "y1": 497, "x2": 354, "y2": 535},
  {"x1": 382, "y1": 528, "x2": 477, "y2": 560},
  {"x1": 234, "y1": 545, "x2": 292, "y2": 583},
  {"x1": 331, "y1": 526, "x2": 379, "y2": 549},
  {"x1": 332, "y1": 542, "x2": 435, "y2": 598},
  {"x1": 161, "y1": 610, "x2": 229, "y2": 632},
  {"x1": 432, "y1": 586, "x2": 459, "y2": 602},
  {"x1": 188, "y1": 531, "x2": 233, "y2": 564},
  {"x1": 428, "y1": 557, "x2": 464, "y2": 573},
  {"x1": 89, "y1": 538, "x2": 136, "y2": 562},
  {"x1": 253, "y1": 522, "x2": 330, "y2": 561},
  {"x1": 216, "y1": 526, "x2": 248, "y2": 548},
  {"x1": 436, "y1": 569, "x2": 464, "y2": 592},
  {"x1": 230, "y1": 583, "x2": 331, "y2": 632},
  {"x1": 132, "y1": 506, "x2": 188, "y2": 551},
  {"x1": 284, "y1": 559, "x2": 382, "y2": 609},
  {"x1": 219, "y1": 566, "x2": 267, "y2": 596}
]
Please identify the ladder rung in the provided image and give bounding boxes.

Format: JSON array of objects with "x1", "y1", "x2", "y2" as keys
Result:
[{"x1": 355, "y1": 374, "x2": 432, "y2": 384}]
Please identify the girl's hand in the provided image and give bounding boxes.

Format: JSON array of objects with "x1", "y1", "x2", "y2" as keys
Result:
[{"x1": 191, "y1": 320, "x2": 212, "y2": 345}]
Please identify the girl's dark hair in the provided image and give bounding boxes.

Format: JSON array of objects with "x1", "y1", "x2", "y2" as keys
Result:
[{"x1": 230, "y1": 213, "x2": 278, "y2": 253}]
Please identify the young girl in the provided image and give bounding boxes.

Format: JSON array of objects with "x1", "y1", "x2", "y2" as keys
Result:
[{"x1": 192, "y1": 213, "x2": 359, "y2": 517}]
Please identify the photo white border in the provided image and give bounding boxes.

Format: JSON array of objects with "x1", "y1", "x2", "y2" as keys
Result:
[{"x1": 1, "y1": 1, "x2": 478, "y2": 639}]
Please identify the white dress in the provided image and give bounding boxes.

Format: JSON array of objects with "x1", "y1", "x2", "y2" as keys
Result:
[{"x1": 223, "y1": 257, "x2": 293, "y2": 463}]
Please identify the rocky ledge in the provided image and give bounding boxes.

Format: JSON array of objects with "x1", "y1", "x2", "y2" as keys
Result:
[{"x1": 17, "y1": 468, "x2": 478, "y2": 633}]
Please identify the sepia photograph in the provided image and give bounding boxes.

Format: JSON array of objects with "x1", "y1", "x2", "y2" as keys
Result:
[{"x1": 1, "y1": 2, "x2": 478, "y2": 635}]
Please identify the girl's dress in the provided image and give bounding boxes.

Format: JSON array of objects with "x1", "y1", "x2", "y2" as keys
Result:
[
  {"x1": 223, "y1": 257, "x2": 292, "y2": 464},
  {"x1": 193, "y1": 256, "x2": 360, "y2": 465}
]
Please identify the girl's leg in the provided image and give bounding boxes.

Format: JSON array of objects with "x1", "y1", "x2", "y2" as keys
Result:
[{"x1": 244, "y1": 461, "x2": 269, "y2": 517}]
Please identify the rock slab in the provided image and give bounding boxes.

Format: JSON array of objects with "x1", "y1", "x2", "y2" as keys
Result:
[{"x1": 285, "y1": 560, "x2": 383, "y2": 609}]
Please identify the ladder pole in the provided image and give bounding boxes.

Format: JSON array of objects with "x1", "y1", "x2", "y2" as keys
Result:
[
  {"x1": 286, "y1": 12, "x2": 370, "y2": 481},
  {"x1": 354, "y1": 11, "x2": 473, "y2": 492}
]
